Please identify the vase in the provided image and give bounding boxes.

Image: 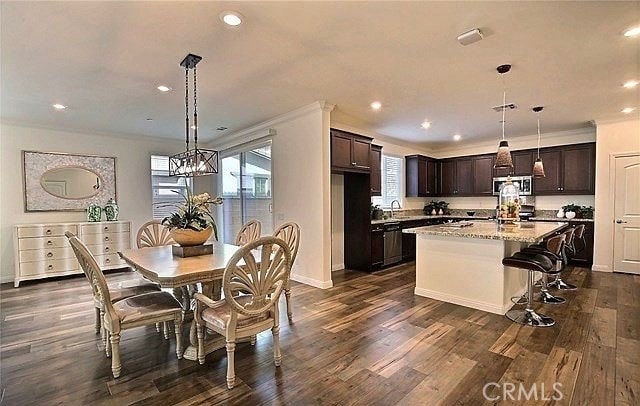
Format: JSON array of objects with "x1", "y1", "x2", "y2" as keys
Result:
[
  {"x1": 565, "y1": 211, "x2": 576, "y2": 219},
  {"x1": 104, "y1": 198, "x2": 119, "y2": 221},
  {"x1": 556, "y1": 210, "x2": 565, "y2": 218},
  {"x1": 431, "y1": 209, "x2": 437, "y2": 215},
  {"x1": 87, "y1": 204, "x2": 102, "y2": 222},
  {"x1": 170, "y1": 227, "x2": 213, "y2": 247},
  {"x1": 438, "y1": 209, "x2": 444, "y2": 215}
]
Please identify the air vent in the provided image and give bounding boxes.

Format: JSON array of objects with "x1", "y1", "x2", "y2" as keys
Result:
[
  {"x1": 492, "y1": 103, "x2": 518, "y2": 112},
  {"x1": 216, "y1": 126, "x2": 228, "y2": 131}
]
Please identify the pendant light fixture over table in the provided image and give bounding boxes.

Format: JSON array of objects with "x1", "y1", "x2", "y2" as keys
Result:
[
  {"x1": 494, "y1": 64, "x2": 514, "y2": 170},
  {"x1": 169, "y1": 53, "x2": 219, "y2": 177},
  {"x1": 532, "y1": 106, "x2": 546, "y2": 178}
]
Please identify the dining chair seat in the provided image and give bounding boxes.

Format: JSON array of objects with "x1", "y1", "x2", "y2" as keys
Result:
[
  {"x1": 113, "y1": 292, "x2": 183, "y2": 325},
  {"x1": 200, "y1": 295, "x2": 270, "y2": 330},
  {"x1": 109, "y1": 282, "x2": 161, "y2": 304}
]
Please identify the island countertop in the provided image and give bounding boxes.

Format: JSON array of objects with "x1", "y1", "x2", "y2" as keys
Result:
[{"x1": 402, "y1": 220, "x2": 567, "y2": 243}]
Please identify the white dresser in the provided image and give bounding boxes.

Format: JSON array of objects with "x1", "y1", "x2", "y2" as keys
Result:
[{"x1": 13, "y1": 221, "x2": 131, "y2": 287}]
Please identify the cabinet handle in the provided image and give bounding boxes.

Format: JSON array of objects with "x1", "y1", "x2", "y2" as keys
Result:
[
  {"x1": 47, "y1": 252, "x2": 53, "y2": 258},
  {"x1": 616, "y1": 219, "x2": 628, "y2": 224},
  {"x1": 46, "y1": 229, "x2": 52, "y2": 235},
  {"x1": 351, "y1": 162, "x2": 356, "y2": 166},
  {"x1": 47, "y1": 240, "x2": 53, "y2": 246},
  {"x1": 48, "y1": 265, "x2": 53, "y2": 270}
]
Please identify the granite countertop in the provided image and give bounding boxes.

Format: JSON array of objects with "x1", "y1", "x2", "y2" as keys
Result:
[
  {"x1": 371, "y1": 215, "x2": 491, "y2": 225},
  {"x1": 402, "y1": 220, "x2": 568, "y2": 243},
  {"x1": 528, "y1": 217, "x2": 594, "y2": 223}
]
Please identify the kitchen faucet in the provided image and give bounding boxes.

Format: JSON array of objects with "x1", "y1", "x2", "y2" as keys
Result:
[{"x1": 390, "y1": 200, "x2": 401, "y2": 218}]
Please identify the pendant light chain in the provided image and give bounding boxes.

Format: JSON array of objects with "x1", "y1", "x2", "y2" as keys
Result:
[
  {"x1": 193, "y1": 67, "x2": 198, "y2": 148},
  {"x1": 536, "y1": 117, "x2": 541, "y2": 159},
  {"x1": 185, "y1": 67, "x2": 190, "y2": 151},
  {"x1": 501, "y1": 72, "x2": 507, "y2": 141}
]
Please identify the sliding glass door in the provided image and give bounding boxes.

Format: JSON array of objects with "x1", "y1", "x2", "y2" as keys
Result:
[{"x1": 220, "y1": 143, "x2": 272, "y2": 244}]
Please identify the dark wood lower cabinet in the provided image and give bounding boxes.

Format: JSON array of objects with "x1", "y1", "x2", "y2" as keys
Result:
[
  {"x1": 571, "y1": 221, "x2": 594, "y2": 265},
  {"x1": 371, "y1": 224, "x2": 384, "y2": 267}
]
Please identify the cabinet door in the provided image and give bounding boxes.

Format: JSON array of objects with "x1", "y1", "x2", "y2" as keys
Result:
[
  {"x1": 371, "y1": 229, "x2": 384, "y2": 267},
  {"x1": 370, "y1": 145, "x2": 382, "y2": 196},
  {"x1": 512, "y1": 150, "x2": 534, "y2": 176},
  {"x1": 562, "y1": 144, "x2": 595, "y2": 194},
  {"x1": 455, "y1": 158, "x2": 473, "y2": 195},
  {"x1": 426, "y1": 159, "x2": 437, "y2": 196},
  {"x1": 440, "y1": 160, "x2": 456, "y2": 195},
  {"x1": 533, "y1": 149, "x2": 562, "y2": 194},
  {"x1": 352, "y1": 139, "x2": 371, "y2": 169},
  {"x1": 331, "y1": 132, "x2": 353, "y2": 170},
  {"x1": 472, "y1": 155, "x2": 494, "y2": 195}
]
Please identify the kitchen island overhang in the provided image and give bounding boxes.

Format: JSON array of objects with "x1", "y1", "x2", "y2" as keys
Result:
[{"x1": 403, "y1": 221, "x2": 568, "y2": 315}]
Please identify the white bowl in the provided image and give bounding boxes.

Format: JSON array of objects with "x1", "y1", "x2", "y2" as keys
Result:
[{"x1": 565, "y1": 211, "x2": 576, "y2": 219}]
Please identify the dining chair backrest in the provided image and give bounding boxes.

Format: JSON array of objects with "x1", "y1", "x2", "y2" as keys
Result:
[
  {"x1": 545, "y1": 233, "x2": 566, "y2": 256},
  {"x1": 223, "y1": 236, "x2": 291, "y2": 317},
  {"x1": 65, "y1": 232, "x2": 114, "y2": 315},
  {"x1": 235, "y1": 220, "x2": 261, "y2": 246},
  {"x1": 136, "y1": 220, "x2": 174, "y2": 248},
  {"x1": 273, "y1": 222, "x2": 300, "y2": 265}
]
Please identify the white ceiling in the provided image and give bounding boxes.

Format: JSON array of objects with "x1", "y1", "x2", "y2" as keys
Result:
[{"x1": 1, "y1": 1, "x2": 638, "y2": 148}]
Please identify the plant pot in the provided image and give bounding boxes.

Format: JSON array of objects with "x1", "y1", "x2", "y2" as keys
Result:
[
  {"x1": 565, "y1": 211, "x2": 576, "y2": 219},
  {"x1": 170, "y1": 227, "x2": 212, "y2": 247}
]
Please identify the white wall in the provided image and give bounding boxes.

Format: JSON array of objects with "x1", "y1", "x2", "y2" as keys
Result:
[
  {"x1": 0, "y1": 124, "x2": 183, "y2": 284},
  {"x1": 208, "y1": 102, "x2": 334, "y2": 289},
  {"x1": 331, "y1": 173, "x2": 345, "y2": 271},
  {"x1": 592, "y1": 118, "x2": 640, "y2": 272}
]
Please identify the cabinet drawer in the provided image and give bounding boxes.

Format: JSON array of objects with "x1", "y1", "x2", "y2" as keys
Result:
[
  {"x1": 19, "y1": 236, "x2": 70, "y2": 251},
  {"x1": 81, "y1": 232, "x2": 130, "y2": 245},
  {"x1": 87, "y1": 242, "x2": 129, "y2": 256},
  {"x1": 17, "y1": 224, "x2": 78, "y2": 238},
  {"x1": 19, "y1": 247, "x2": 75, "y2": 263},
  {"x1": 19, "y1": 258, "x2": 79, "y2": 276},
  {"x1": 95, "y1": 253, "x2": 126, "y2": 268},
  {"x1": 81, "y1": 222, "x2": 130, "y2": 235}
]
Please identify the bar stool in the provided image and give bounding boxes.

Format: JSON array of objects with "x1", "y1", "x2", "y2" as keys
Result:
[
  {"x1": 521, "y1": 234, "x2": 567, "y2": 304},
  {"x1": 503, "y1": 252, "x2": 555, "y2": 327},
  {"x1": 548, "y1": 227, "x2": 579, "y2": 291}
]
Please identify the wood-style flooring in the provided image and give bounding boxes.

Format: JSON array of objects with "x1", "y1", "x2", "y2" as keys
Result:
[{"x1": 1, "y1": 264, "x2": 638, "y2": 405}]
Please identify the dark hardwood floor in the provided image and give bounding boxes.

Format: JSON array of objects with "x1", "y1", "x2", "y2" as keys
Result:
[{"x1": 1, "y1": 264, "x2": 638, "y2": 405}]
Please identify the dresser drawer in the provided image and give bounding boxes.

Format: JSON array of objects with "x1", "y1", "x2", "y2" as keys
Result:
[
  {"x1": 19, "y1": 258, "x2": 79, "y2": 276},
  {"x1": 87, "y1": 243, "x2": 129, "y2": 256},
  {"x1": 82, "y1": 232, "x2": 130, "y2": 246},
  {"x1": 95, "y1": 253, "x2": 126, "y2": 268},
  {"x1": 19, "y1": 236, "x2": 70, "y2": 251},
  {"x1": 81, "y1": 222, "x2": 130, "y2": 235},
  {"x1": 17, "y1": 224, "x2": 78, "y2": 238},
  {"x1": 19, "y1": 247, "x2": 76, "y2": 263}
]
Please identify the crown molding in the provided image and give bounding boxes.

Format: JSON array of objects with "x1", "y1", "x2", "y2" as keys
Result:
[
  {"x1": 331, "y1": 121, "x2": 436, "y2": 155},
  {"x1": 592, "y1": 116, "x2": 640, "y2": 126}
]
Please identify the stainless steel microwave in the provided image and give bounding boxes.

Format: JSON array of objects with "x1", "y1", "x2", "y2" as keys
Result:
[{"x1": 492, "y1": 176, "x2": 532, "y2": 196}]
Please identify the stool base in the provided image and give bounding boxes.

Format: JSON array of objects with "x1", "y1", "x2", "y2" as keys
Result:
[
  {"x1": 506, "y1": 309, "x2": 555, "y2": 327},
  {"x1": 548, "y1": 277, "x2": 577, "y2": 291},
  {"x1": 536, "y1": 290, "x2": 566, "y2": 304}
]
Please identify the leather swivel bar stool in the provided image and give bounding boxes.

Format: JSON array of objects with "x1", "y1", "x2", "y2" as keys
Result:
[
  {"x1": 503, "y1": 252, "x2": 556, "y2": 327},
  {"x1": 521, "y1": 234, "x2": 567, "y2": 304},
  {"x1": 548, "y1": 226, "x2": 583, "y2": 291}
]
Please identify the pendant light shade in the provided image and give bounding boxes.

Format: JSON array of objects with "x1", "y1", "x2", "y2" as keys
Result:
[
  {"x1": 493, "y1": 64, "x2": 513, "y2": 170},
  {"x1": 169, "y1": 53, "x2": 219, "y2": 177},
  {"x1": 532, "y1": 106, "x2": 546, "y2": 178}
]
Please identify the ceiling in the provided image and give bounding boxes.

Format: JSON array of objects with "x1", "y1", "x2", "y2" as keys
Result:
[{"x1": 1, "y1": 1, "x2": 638, "y2": 148}]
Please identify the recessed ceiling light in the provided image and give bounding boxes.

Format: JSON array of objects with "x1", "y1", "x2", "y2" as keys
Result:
[
  {"x1": 622, "y1": 107, "x2": 636, "y2": 114},
  {"x1": 421, "y1": 121, "x2": 431, "y2": 129},
  {"x1": 157, "y1": 85, "x2": 171, "y2": 92},
  {"x1": 216, "y1": 126, "x2": 228, "y2": 131},
  {"x1": 146, "y1": 118, "x2": 153, "y2": 121},
  {"x1": 370, "y1": 101, "x2": 382, "y2": 110},
  {"x1": 623, "y1": 80, "x2": 639, "y2": 89},
  {"x1": 220, "y1": 11, "x2": 243, "y2": 26},
  {"x1": 623, "y1": 26, "x2": 640, "y2": 37},
  {"x1": 52, "y1": 104, "x2": 66, "y2": 110},
  {"x1": 453, "y1": 134, "x2": 462, "y2": 141}
]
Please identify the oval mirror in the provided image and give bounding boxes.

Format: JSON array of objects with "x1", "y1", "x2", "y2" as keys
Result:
[{"x1": 40, "y1": 167, "x2": 103, "y2": 200}]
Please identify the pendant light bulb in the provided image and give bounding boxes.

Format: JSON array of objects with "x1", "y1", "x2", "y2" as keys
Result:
[
  {"x1": 532, "y1": 106, "x2": 546, "y2": 178},
  {"x1": 494, "y1": 64, "x2": 513, "y2": 170}
]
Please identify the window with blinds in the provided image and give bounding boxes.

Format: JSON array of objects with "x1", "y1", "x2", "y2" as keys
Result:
[
  {"x1": 371, "y1": 155, "x2": 403, "y2": 208},
  {"x1": 151, "y1": 155, "x2": 191, "y2": 220}
]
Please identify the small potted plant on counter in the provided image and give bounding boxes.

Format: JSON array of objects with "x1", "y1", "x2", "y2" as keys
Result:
[
  {"x1": 561, "y1": 203, "x2": 582, "y2": 219},
  {"x1": 424, "y1": 200, "x2": 449, "y2": 215},
  {"x1": 580, "y1": 206, "x2": 594, "y2": 219},
  {"x1": 371, "y1": 203, "x2": 383, "y2": 220}
]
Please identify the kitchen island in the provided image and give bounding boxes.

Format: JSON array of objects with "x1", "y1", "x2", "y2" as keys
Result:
[{"x1": 403, "y1": 220, "x2": 567, "y2": 315}]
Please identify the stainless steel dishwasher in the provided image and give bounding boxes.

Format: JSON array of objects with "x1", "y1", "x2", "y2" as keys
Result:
[{"x1": 383, "y1": 222, "x2": 403, "y2": 266}]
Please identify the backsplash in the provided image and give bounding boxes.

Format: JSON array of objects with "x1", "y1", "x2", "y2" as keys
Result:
[{"x1": 382, "y1": 207, "x2": 593, "y2": 219}]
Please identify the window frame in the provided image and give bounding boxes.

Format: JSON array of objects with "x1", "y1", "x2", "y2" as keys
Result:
[
  {"x1": 150, "y1": 155, "x2": 192, "y2": 220},
  {"x1": 372, "y1": 153, "x2": 404, "y2": 209}
]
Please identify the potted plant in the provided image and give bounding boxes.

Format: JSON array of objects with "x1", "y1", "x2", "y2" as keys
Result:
[
  {"x1": 580, "y1": 205, "x2": 594, "y2": 219},
  {"x1": 424, "y1": 200, "x2": 449, "y2": 215},
  {"x1": 161, "y1": 190, "x2": 222, "y2": 246},
  {"x1": 561, "y1": 203, "x2": 581, "y2": 219},
  {"x1": 371, "y1": 203, "x2": 383, "y2": 220}
]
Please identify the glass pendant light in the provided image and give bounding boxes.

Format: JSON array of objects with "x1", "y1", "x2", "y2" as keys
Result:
[
  {"x1": 494, "y1": 64, "x2": 514, "y2": 170},
  {"x1": 532, "y1": 106, "x2": 546, "y2": 178},
  {"x1": 169, "y1": 54, "x2": 219, "y2": 177}
]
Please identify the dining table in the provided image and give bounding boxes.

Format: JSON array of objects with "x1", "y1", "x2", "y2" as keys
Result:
[{"x1": 118, "y1": 242, "x2": 244, "y2": 361}]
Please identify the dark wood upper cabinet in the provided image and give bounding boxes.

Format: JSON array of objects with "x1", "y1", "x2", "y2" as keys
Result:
[
  {"x1": 439, "y1": 160, "x2": 456, "y2": 195},
  {"x1": 405, "y1": 155, "x2": 437, "y2": 197},
  {"x1": 455, "y1": 158, "x2": 473, "y2": 195},
  {"x1": 330, "y1": 129, "x2": 372, "y2": 173},
  {"x1": 561, "y1": 144, "x2": 595, "y2": 194},
  {"x1": 370, "y1": 145, "x2": 382, "y2": 196},
  {"x1": 533, "y1": 149, "x2": 562, "y2": 193},
  {"x1": 472, "y1": 155, "x2": 494, "y2": 195},
  {"x1": 493, "y1": 150, "x2": 534, "y2": 177}
]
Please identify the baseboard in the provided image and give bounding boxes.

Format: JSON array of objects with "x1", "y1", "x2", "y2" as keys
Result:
[
  {"x1": 414, "y1": 287, "x2": 506, "y2": 315},
  {"x1": 0, "y1": 275, "x2": 14, "y2": 285},
  {"x1": 591, "y1": 264, "x2": 612, "y2": 272},
  {"x1": 291, "y1": 273, "x2": 333, "y2": 289},
  {"x1": 331, "y1": 263, "x2": 345, "y2": 272}
]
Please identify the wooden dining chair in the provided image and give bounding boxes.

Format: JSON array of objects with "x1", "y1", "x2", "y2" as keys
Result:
[
  {"x1": 235, "y1": 220, "x2": 261, "y2": 246},
  {"x1": 136, "y1": 220, "x2": 174, "y2": 249},
  {"x1": 273, "y1": 222, "x2": 300, "y2": 320},
  {"x1": 67, "y1": 232, "x2": 184, "y2": 378},
  {"x1": 65, "y1": 232, "x2": 161, "y2": 339},
  {"x1": 194, "y1": 236, "x2": 292, "y2": 389}
]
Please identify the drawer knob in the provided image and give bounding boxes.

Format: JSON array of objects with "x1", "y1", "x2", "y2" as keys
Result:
[
  {"x1": 104, "y1": 226, "x2": 109, "y2": 231},
  {"x1": 48, "y1": 265, "x2": 53, "y2": 270},
  {"x1": 105, "y1": 247, "x2": 110, "y2": 252},
  {"x1": 46, "y1": 229, "x2": 52, "y2": 235},
  {"x1": 105, "y1": 258, "x2": 110, "y2": 263},
  {"x1": 105, "y1": 236, "x2": 110, "y2": 241},
  {"x1": 47, "y1": 240, "x2": 52, "y2": 246},
  {"x1": 47, "y1": 252, "x2": 53, "y2": 258}
]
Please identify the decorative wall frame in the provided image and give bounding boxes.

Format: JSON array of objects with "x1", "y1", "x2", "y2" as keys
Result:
[{"x1": 22, "y1": 151, "x2": 117, "y2": 212}]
